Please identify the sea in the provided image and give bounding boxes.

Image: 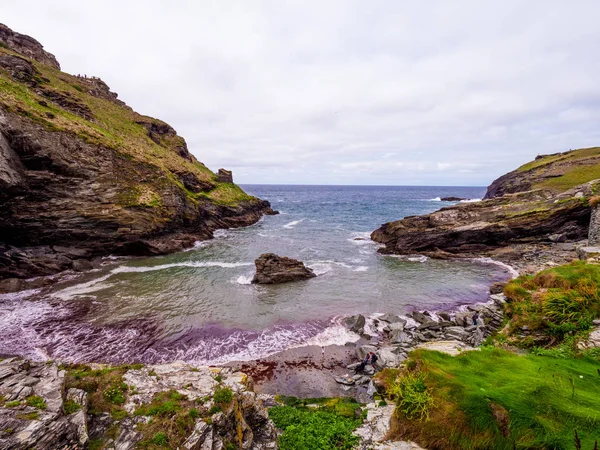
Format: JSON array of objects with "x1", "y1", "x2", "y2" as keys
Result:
[{"x1": 0, "y1": 185, "x2": 514, "y2": 365}]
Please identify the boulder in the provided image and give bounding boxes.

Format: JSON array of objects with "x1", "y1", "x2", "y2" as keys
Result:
[
  {"x1": 437, "y1": 311, "x2": 452, "y2": 322},
  {"x1": 489, "y1": 281, "x2": 506, "y2": 295},
  {"x1": 344, "y1": 314, "x2": 366, "y2": 334},
  {"x1": 410, "y1": 311, "x2": 431, "y2": 324},
  {"x1": 251, "y1": 253, "x2": 316, "y2": 284},
  {"x1": 379, "y1": 313, "x2": 405, "y2": 325},
  {"x1": 375, "y1": 348, "x2": 399, "y2": 370}
]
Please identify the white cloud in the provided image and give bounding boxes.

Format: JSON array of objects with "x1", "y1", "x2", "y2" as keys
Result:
[{"x1": 2, "y1": 0, "x2": 600, "y2": 185}]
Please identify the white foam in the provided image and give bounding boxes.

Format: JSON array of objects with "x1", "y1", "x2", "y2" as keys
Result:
[
  {"x1": 428, "y1": 197, "x2": 441, "y2": 201},
  {"x1": 460, "y1": 198, "x2": 482, "y2": 203},
  {"x1": 236, "y1": 275, "x2": 253, "y2": 285},
  {"x1": 385, "y1": 254, "x2": 429, "y2": 263},
  {"x1": 0, "y1": 288, "x2": 43, "y2": 302},
  {"x1": 184, "y1": 240, "x2": 211, "y2": 251},
  {"x1": 53, "y1": 261, "x2": 253, "y2": 300},
  {"x1": 471, "y1": 257, "x2": 519, "y2": 278},
  {"x1": 309, "y1": 263, "x2": 333, "y2": 275},
  {"x1": 354, "y1": 266, "x2": 369, "y2": 272},
  {"x1": 283, "y1": 219, "x2": 304, "y2": 229},
  {"x1": 112, "y1": 261, "x2": 252, "y2": 274},
  {"x1": 213, "y1": 229, "x2": 230, "y2": 238},
  {"x1": 53, "y1": 273, "x2": 114, "y2": 300},
  {"x1": 302, "y1": 321, "x2": 360, "y2": 347}
]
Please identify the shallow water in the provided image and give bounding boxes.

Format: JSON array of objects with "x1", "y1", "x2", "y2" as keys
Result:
[{"x1": 0, "y1": 185, "x2": 511, "y2": 365}]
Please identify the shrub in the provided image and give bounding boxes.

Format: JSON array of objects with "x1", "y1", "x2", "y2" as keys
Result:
[
  {"x1": 151, "y1": 432, "x2": 168, "y2": 446},
  {"x1": 387, "y1": 371, "x2": 435, "y2": 421},
  {"x1": 213, "y1": 386, "x2": 233, "y2": 405},
  {"x1": 103, "y1": 382, "x2": 128, "y2": 405},
  {"x1": 25, "y1": 395, "x2": 47, "y2": 410},
  {"x1": 269, "y1": 406, "x2": 360, "y2": 450},
  {"x1": 63, "y1": 399, "x2": 81, "y2": 415}
]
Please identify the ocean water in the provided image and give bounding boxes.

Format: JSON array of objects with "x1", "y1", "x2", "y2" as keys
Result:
[{"x1": 0, "y1": 185, "x2": 512, "y2": 365}]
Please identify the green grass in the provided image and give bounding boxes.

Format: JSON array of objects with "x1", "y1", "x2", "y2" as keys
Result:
[
  {"x1": 25, "y1": 395, "x2": 46, "y2": 410},
  {"x1": 212, "y1": 386, "x2": 233, "y2": 405},
  {"x1": 386, "y1": 348, "x2": 600, "y2": 449},
  {"x1": 516, "y1": 147, "x2": 600, "y2": 192},
  {"x1": 63, "y1": 399, "x2": 81, "y2": 415},
  {"x1": 502, "y1": 261, "x2": 600, "y2": 346},
  {"x1": 0, "y1": 46, "x2": 258, "y2": 212},
  {"x1": 269, "y1": 398, "x2": 363, "y2": 450}
]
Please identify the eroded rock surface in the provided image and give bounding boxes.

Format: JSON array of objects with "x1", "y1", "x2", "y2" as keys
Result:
[
  {"x1": 0, "y1": 360, "x2": 277, "y2": 450},
  {"x1": 252, "y1": 253, "x2": 316, "y2": 284}
]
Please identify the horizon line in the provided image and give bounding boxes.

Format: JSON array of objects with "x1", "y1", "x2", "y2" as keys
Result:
[{"x1": 238, "y1": 183, "x2": 487, "y2": 188}]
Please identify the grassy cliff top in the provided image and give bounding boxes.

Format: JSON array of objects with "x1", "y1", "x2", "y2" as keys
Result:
[
  {"x1": 0, "y1": 45, "x2": 253, "y2": 207},
  {"x1": 517, "y1": 147, "x2": 600, "y2": 192}
]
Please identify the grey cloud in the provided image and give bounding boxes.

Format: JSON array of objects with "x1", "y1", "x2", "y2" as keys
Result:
[{"x1": 2, "y1": 0, "x2": 600, "y2": 185}]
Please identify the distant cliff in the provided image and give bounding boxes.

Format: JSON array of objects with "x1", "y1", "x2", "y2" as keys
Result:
[
  {"x1": 371, "y1": 148, "x2": 599, "y2": 257},
  {"x1": 0, "y1": 23, "x2": 275, "y2": 282}
]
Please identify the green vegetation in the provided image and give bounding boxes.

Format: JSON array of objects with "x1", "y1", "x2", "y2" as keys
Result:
[
  {"x1": 0, "y1": 45, "x2": 258, "y2": 213},
  {"x1": 16, "y1": 411, "x2": 40, "y2": 421},
  {"x1": 516, "y1": 147, "x2": 600, "y2": 192},
  {"x1": 381, "y1": 348, "x2": 600, "y2": 449},
  {"x1": 269, "y1": 397, "x2": 362, "y2": 450},
  {"x1": 63, "y1": 399, "x2": 81, "y2": 415},
  {"x1": 387, "y1": 370, "x2": 435, "y2": 421},
  {"x1": 213, "y1": 386, "x2": 233, "y2": 405},
  {"x1": 134, "y1": 390, "x2": 206, "y2": 449},
  {"x1": 25, "y1": 395, "x2": 46, "y2": 410},
  {"x1": 5, "y1": 400, "x2": 20, "y2": 408},
  {"x1": 65, "y1": 364, "x2": 131, "y2": 420},
  {"x1": 502, "y1": 261, "x2": 600, "y2": 346}
]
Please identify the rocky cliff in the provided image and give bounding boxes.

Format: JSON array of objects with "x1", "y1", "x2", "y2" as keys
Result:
[
  {"x1": 0, "y1": 24, "x2": 275, "y2": 282},
  {"x1": 372, "y1": 148, "x2": 600, "y2": 259}
]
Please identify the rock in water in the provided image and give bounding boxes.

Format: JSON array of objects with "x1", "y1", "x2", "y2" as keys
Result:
[
  {"x1": 251, "y1": 253, "x2": 316, "y2": 284},
  {"x1": 344, "y1": 314, "x2": 366, "y2": 334}
]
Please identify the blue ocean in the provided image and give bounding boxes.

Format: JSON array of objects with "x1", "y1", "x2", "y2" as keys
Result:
[{"x1": 0, "y1": 185, "x2": 512, "y2": 364}]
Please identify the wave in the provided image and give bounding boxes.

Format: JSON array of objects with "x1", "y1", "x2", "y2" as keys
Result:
[
  {"x1": 428, "y1": 197, "x2": 441, "y2": 201},
  {"x1": 283, "y1": 219, "x2": 304, "y2": 229},
  {"x1": 384, "y1": 254, "x2": 429, "y2": 263},
  {"x1": 112, "y1": 261, "x2": 252, "y2": 274},
  {"x1": 53, "y1": 261, "x2": 253, "y2": 300},
  {"x1": 459, "y1": 198, "x2": 482, "y2": 203},
  {"x1": 235, "y1": 275, "x2": 253, "y2": 285},
  {"x1": 470, "y1": 257, "x2": 519, "y2": 278},
  {"x1": 354, "y1": 266, "x2": 369, "y2": 272}
]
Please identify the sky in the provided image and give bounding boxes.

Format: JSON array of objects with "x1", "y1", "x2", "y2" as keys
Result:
[{"x1": 2, "y1": 1, "x2": 600, "y2": 186}]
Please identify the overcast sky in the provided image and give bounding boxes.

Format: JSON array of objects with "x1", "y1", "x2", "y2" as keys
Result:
[{"x1": 3, "y1": 1, "x2": 600, "y2": 185}]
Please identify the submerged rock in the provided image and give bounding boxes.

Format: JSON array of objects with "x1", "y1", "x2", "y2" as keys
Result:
[{"x1": 251, "y1": 253, "x2": 316, "y2": 284}]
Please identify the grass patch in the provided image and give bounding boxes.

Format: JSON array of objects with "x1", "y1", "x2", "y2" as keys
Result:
[
  {"x1": 63, "y1": 399, "x2": 81, "y2": 415},
  {"x1": 134, "y1": 390, "x2": 207, "y2": 449},
  {"x1": 213, "y1": 386, "x2": 233, "y2": 405},
  {"x1": 65, "y1": 364, "x2": 130, "y2": 418},
  {"x1": 16, "y1": 411, "x2": 40, "y2": 421},
  {"x1": 200, "y1": 182, "x2": 255, "y2": 206},
  {"x1": 25, "y1": 395, "x2": 46, "y2": 410},
  {"x1": 502, "y1": 261, "x2": 600, "y2": 346},
  {"x1": 385, "y1": 348, "x2": 600, "y2": 449},
  {"x1": 5, "y1": 400, "x2": 20, "y2": 408},
  {"x1": 269, "y1": 397, "x2": 362, "y2": 450}
]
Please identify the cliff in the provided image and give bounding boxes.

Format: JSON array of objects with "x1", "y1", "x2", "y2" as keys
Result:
[
  {"x1": 0, "y1": 24, "x2": 275, "y2": 281},
  {"x1": 371, "y1": 147, "x2": 599, "y2": 258}
]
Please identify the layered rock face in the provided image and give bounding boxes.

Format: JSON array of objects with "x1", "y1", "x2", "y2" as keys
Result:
[
  {"x1": 372, "y1": 149, "x2": 600, "y2": 256},
  {"x1": 0, "y1": 359, "x2": 278, "y2": 450},
  {"x1": 252, "y1": 253, "x2": 316, "y2": 284},
  {"x1": 0, "y1": 24, "x2": 275, "y2": 281}
]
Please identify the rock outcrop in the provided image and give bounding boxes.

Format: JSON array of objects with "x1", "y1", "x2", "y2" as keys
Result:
[
  {"x1": 0, "y1": 24, "x2": 276, "y2": 282},
  {"x1": 0, "y1": 24, "x2": 60, "y2": 69},
  {"x1": 0, "y1": 359, "x2": 278, "y2": 450},
  {"x1": 372, "y1": 172, "x2": 596, "y2": 258},
  {"x1": 252, "y1": 253, "x2": 316, "y2": 284}
]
